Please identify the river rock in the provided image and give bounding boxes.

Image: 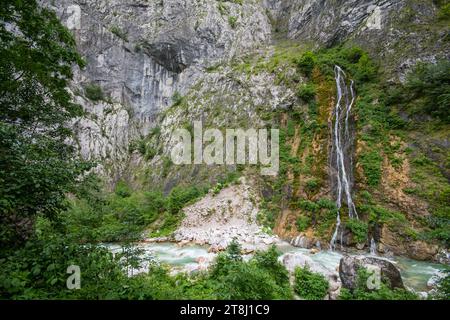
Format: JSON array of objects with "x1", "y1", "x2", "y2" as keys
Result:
[
  {"x1": 339, "y1": 255, "x2": 404, "y2": 290},
  {"x1": 290, "y1": 235, "x2": 314, "y2": 249},
  {"x1": 280, "y1": 252, "x2": 316, "y2": 273},
  {"x1": 427, "y1": 271, "x2": 446, "y2": 289},
  {"x1": 280, "y1": 252, "x2": 342, "y2": 300},
  {"x1": 435, "y1": 249, "x2": 450, "y2": 265}
]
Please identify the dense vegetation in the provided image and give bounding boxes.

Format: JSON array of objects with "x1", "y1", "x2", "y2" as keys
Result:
[
  {"x1": 294, "y1": 267, "x2": 329, "y2": 300},
  {"x1": 0, "y1": 0, "x2": 88, "y2": 250},
  {"x1": 0, "y1": 0, "x2": 448, "y2": 301},
  {"x1": 0, "y1": 234, "x2": 294, "y2": 299},
  {"x1": 64, "y1": 177, "x2": 208, "y2": 243},
  {"x1": 387, "y1": 60, "x2": 450, "y2": 123}
]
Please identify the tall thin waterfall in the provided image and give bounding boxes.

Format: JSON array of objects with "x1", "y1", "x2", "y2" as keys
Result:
[
  {"x1": 330, "y1": 65, "x2": 358, "y2": 251},
  {"x1": 370, "y1": 237, "x2": 377, "y2": 255}
]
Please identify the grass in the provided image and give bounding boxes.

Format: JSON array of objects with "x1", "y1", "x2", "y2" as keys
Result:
[{"x1": 110, "y1": 25, "x2": 128, "y2": 42}]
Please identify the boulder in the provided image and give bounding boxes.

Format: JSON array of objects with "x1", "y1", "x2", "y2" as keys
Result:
[
  {"x1": 379, "y1": 225, "x2": 439, "y2": 261},
  {"x1": 280, "y1": 252, "x2": 342, "y2": 300},
  {"x1": 427, "y1": 271, "x2": 446, "y2": 289},
  {"x1": 290, "y1": 235, "x2": 315, "y2": 249},
  {"x1": 280, "y1": 252, "x2": 316, "y2": 273},
  {"x1": 339, "y1": 255, "x2": 404, "y2": 291}
]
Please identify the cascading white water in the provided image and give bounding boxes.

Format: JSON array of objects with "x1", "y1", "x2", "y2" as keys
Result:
[
  {"x1": 330, "y1": 66, "x2": 358, "y2": 251},
  {"x1": 370, "y1": 237, "x2": 377, "y2": 255}
]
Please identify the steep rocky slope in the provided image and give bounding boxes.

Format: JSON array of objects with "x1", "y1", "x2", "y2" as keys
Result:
[{"x1": 49, "y1": 1, "x2": 449, "y2": 262}]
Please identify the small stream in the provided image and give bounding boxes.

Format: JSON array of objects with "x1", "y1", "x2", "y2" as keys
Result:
[{"x1": 104, "y1": 242, "x2": 447, "y2": 293}]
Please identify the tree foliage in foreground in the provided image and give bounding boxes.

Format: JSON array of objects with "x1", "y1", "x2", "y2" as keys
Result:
[{"x1": 0, "y1": 0, "x2": 87, "y2": 250}]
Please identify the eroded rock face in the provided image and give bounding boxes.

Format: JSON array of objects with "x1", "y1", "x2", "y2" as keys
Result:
[
  {"x1": 272, "y1": 0, "x2": 449, "y2": 79},
  {"x1": 339, "y1": 255, "x2": 404, "y2": 290},
  {"x1": 45, "y1": 0, "x2": 272, "y2": 180},
  {"x1": 378, "y1": 225, "x2": 439, "y2": 261},
  {"x1": 44, "y1": 0, "x2": 449, "y2": 183}
]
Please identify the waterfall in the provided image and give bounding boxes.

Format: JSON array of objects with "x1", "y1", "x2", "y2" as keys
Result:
[
  {"x1": 329, "y1": 65, "x2": 358, "y2": 251},
  {"x1": 370, "y1": 237, "x2": 377, "y2": 255}
]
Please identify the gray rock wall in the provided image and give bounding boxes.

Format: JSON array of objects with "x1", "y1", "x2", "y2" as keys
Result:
[{"x1": 43, "y1": 0, "x2": 448, "y2": 182}]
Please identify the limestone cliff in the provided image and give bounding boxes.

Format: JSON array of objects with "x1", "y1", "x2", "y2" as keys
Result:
[{"x1": 47, "y1": 0, "x2": 449, "y2": 262}]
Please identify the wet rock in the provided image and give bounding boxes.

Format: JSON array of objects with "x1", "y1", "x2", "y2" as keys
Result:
[
  {"x1": 290, "y1": 235, "x2": 315, "y2": 249},
  {"x1": 427, "y1": 271, "x2": 446, "y2": 289},
  {"x1": 339, "y1": 255, "x2": 404, "y2": 290},
  {"x1": 280, "y1": 252, "x2": 316, "y2": 273},
  {"x1": 435, "y1": 249, "x2": 450, "y2": 265}
]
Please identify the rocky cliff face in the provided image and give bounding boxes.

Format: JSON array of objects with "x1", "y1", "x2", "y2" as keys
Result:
[
  {"x1": 46, "y1": 1, "x2": 448, "y2": 261},
  {"x1": 272, "y1": 0, "x2": 448, "y2": 79},
  {"x1": 47, "y1": 0, "x2": 271, "y2": 180},
  {"x1": 47, "y1": 0, "x2": 449, "y2": 182}
]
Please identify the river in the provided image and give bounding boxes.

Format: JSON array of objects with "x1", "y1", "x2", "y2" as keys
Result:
[{"x1": 105, "y1": 241, "x2": 448, "y2": 293}]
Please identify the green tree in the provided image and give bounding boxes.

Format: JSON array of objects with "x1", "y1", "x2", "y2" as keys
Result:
[{"x1": 0, "y1": 0, "x2": 87, "y2": 250}]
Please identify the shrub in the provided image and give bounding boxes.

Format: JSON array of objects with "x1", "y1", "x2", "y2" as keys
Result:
[
  {"x1": 317, "y1": 198, "x2": 337, "y2": 210},
  {"x1": 0, "y1": 236, "x2": 131, "y2": 299},
  {"x1": 297, "y1": 83, "x2": 316, "y2": 102},
  {"x1": 305, "y1": 178, "x2": 320, "y2": 192},
  {"x1": 297, "y1": 200, "x2": 320, "y2": 212},
  {"x1": 294, "y1": 266, "x2": 329, "y2": 300},
  {"x1": 438, "y1": 3, "x2": 450, "y2": 20},
  {"x1": 403, "y1": 60, "x2": 450, "y2": 122},
  {"x1": 354, "y1": 53, "x2": 377, "y2": 82},
  {"x1": 114, "y1": 180, "x2": 132, "y2": 198},
  {"x1": 253, "y1": 245, "x2": 290, "y2": 289},
  {"x1": 345, "y1": 218, "x2": 368, "y2": 243},
  {"x1": 341, "y1": 46, "x2": 366, "y2": 64},
  {"x1": 110, "y1": 25, "x2": 128, "y2": 41},
  {"x1": 172, "y1": 92, "x2": 184, "y2": 106},
  {"x1": 145, "y1": 147, "x2": 157, "y2": 160},
  {"x1": 359, "y1": 151, "x2": 383, "y2": 186},
  {"x1": 149, "y1": 126, "x2": 161, "y2": 138},
  {"x1": 296, "y1": 51, "x2": 317, "y2": 76},
  {"x1": 296, "y1": 215, "x2": 311, "y2": 232},
  {"x1": 210, "y1": 243, "x2": 292, "y2": 300},
  {"x1": 226, "y1": 238, "x2": 242, "y2": 262},
  {"x1": 84, "y1": 83, "x2": 104, "y2": 101},
  {"x1": 215, "y1": 262, "x2": 290, "y2": 299},
  {"x1": 136, "y1": 140, "x2": 147, "y2": 156},
  {"x1": 167, "y1": 186, "x2": 203, "y2": 214},
  {"x1": 228, "y1": 16, "x2": 237, "y2": 29}
]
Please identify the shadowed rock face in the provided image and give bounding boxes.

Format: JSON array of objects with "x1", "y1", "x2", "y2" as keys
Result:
[
  {"x1": 268, "y1": 0, "x2": 449, "y2": 78},
  {"x1": 286, "y1": 0, "x2": 401, "y2": 46},
  {"x1": 44, "y1": 0, "x2": 272, "y2": 179},
  {"x1": 43, "y1": 0, "x2": 448, "y2": 187},
  {"x1": 339, "y1": 255, "x2": 405, "y2": 290}
]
